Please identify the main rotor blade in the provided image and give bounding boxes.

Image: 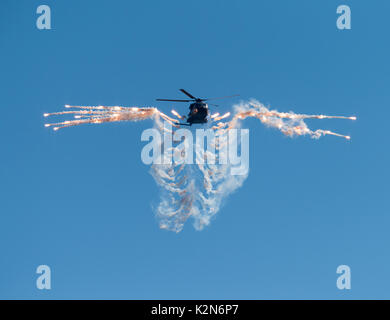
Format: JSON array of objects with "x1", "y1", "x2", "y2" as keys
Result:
[
  {"x1": 156, "y1": 99, "x2": 192, "y2": 102},
  {"x1": 179, "y1": 89, "x2": 197, "y2": 100},
  {"x1": 204, "y1": 94, "x2": 240, "y2": 101}
]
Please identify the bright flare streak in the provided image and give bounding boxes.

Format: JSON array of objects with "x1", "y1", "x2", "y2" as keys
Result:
[
  {"x1": 171, "y1": 109, "x2": 182, "y2": 119},
  {"x1": 227, "y1": 101, "x2": 355, "y2": 140},
  {"x1": 214, "y1": 112, "x2": 231, "y2": 121},
  {"x1": 43, "y1": 105, "x2": 169, "y2": 130},
  {"x1": 44, "y1": 102, "x2": 355, "y2": 139}
]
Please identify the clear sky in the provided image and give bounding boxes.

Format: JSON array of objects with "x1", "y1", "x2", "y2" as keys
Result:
[{"x1": 0, "y1": 0, "x2": 389, "y2": 299}]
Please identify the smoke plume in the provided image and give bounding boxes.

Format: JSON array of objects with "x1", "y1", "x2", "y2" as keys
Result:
[{"x1": 44, "y1": 100, "x2": 356, "y2": 232}]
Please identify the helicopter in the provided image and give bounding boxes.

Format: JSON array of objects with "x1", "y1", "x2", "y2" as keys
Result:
[{"x1": 156, "y1": 89, "x2": 239, "y2": 126}]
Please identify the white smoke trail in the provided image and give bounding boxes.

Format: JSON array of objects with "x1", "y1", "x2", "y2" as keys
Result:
[
  {"x1": 44, "y1": 100, "x2": 356, "y2": 232},
  {"x1": 227, "y1": 100, "x2": 355, "y2": 140},
  {"x1": 151, "y1": 116, "x2": 248, "y2": 232}
]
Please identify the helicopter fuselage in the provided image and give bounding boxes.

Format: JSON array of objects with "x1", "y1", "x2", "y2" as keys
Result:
[{"x1": 187, "y1": 101, "x2": 209, "y2": 125}]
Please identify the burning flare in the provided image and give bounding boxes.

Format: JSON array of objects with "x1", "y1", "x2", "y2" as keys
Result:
[
  {"x1": 44, "y1": 101, "x2": 355, "y2": 140},
  {"x1": 44, "y1": 105, "x2": 179, "y2": 130}
]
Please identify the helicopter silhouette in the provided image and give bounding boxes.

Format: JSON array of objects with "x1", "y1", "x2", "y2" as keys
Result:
[{"x1": 156, "y1": 89, "x2": 239, "y2": 126}]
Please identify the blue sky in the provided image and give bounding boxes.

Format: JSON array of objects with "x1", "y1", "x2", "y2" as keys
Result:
[{"x1": 0, "y1": 0, "x2": 389, "y2": 299}]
